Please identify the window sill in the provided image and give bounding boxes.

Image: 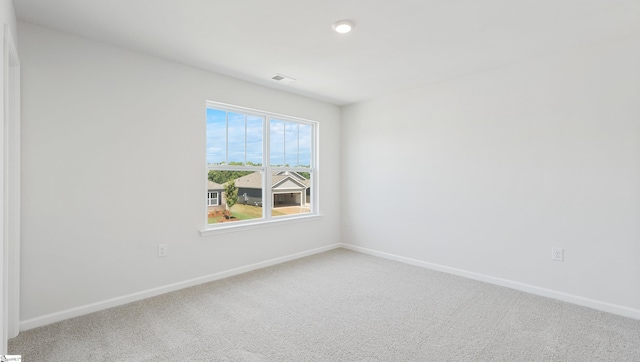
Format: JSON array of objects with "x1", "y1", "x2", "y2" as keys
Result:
[{"x1": 199, "y1": 214, "x2": 324, "y2": 237}]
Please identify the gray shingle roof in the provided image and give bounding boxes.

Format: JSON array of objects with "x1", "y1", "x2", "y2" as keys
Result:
[
  {"x1": 208, "y1": 180, "x2": 224, "y2": 190},
  {"x1": 233, "y1": 172, "x2": 309, "y2": 190},
  {"x1": 233, "y1": 172, "x2": 262, "y2": 189}
]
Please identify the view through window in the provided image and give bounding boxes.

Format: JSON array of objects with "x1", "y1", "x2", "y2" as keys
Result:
[{"x1": 206, "y1": 102, "x2": 316, "y2": 226}]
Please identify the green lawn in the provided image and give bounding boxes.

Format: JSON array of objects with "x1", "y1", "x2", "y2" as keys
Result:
[{"x1": 208, "y1": 204, "x2": 285, "y2": 224}]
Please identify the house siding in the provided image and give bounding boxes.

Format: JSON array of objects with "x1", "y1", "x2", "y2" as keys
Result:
[
  {"x1": 238, "y1": 188, "x2": 262, "y2": 206},
  {"x1": 207, "y1": 189, "x2": 225, "y2": 212}
]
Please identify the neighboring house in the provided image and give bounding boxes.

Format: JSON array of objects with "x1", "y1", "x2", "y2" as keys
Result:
[
  {"x1": 207, "y1": 180, "x2": 226, "y2": 212},
  {"x1": 272, "y1": 171, "x2": 310, "y2": 207},
  {"x1": 233, "y1": 171, "x2": 310, "y2": 207},
  {"x1": 232, "y1": 172, "x2": 263, "y2": 206}
]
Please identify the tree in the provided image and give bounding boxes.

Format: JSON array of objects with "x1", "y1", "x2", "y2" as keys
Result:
[
  {"x1": 224, "y1": 180, "x2": 238, "y2": 211},
  {"x1": 209, "y1": 170, "x2": 252, "y2": 184}
]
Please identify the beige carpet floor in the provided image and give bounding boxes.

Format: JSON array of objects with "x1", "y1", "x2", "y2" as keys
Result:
[{"x1": 9, "y1": 248, "x2": 640, "y2": 361}]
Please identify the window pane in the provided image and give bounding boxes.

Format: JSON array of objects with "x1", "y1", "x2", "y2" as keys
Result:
[
  {"x1": 270, "y1": 120, "x2": 285, "y2": 166},
  {"x1": 271, "y1": 119, "x2": 311, "y2": 167},
  {"x1": 270, "y1": 171, "x2": 311, "y2": 218},
  {"x1": 285, "y1": 122, "x2": 298, "y2": 167},
  {"x1": 298, "y1": 124, "x2": 312, "y2": 167},
  {"x1": 227, "y1": 112, "x2": 245, "y2": 165},
  {"x1": 207, "y1": 171, "x2": 264, "y2": 224},
  {"x1": 206, "y1": 108, "x2": 226, "y2": 165},
  {"x1": 246, "y1": 116, "x2": 263, "y2": 166}
]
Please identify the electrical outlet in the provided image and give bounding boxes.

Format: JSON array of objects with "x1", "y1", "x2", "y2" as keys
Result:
[
  {"x1": 551, "y1": 247, "x2": 564, "y2": 261},
  {"x1": 158, "y1": 243, "x2": 168, "y2": 257}
]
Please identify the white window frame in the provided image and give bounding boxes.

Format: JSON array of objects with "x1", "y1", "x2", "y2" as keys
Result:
[
  {"x1": 207, "y1": 191, "x2": 219, "y2": 206},
  {"x1": 201, "y1": 101, "x2": 320, "y2": 236}
]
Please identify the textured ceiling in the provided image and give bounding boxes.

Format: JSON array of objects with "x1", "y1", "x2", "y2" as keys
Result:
[{"x1": 15, "y1": 0, "x2": 640, "y2": 105}]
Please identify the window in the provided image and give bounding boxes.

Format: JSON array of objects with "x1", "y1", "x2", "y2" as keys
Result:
[
  {"x1": 205, "y1": 102, "x2": 317, "y2": 228},
  {"x1": 207, "y1": 192, "x2": 219, "y2": 206}
]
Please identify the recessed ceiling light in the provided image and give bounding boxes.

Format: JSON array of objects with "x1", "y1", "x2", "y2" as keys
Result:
[{"x1": 332, "y1": 20, "x2": 355, "y2": 34}]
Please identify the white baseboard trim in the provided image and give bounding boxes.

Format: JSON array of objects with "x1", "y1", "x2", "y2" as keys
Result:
[
  {"x1": 340, "y1": 243, "x2": 640, "y2": 320},
  {"x1": 20, "y1": 243, "x2": 342, "y2": 332}
]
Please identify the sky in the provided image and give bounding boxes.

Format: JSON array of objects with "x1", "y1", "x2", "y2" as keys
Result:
[{"x1": 206, "y1": 108, "x2": 312, "y2": 167}]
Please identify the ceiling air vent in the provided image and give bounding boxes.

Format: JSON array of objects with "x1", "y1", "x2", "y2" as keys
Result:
[{"x1": 271, "y1": 74, "x2": 296, "y2": 83}]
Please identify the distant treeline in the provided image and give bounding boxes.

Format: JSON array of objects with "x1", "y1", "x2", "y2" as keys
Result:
[
  {"x1": 208, "y1": 170, "x2": 252, "y2": 184},
  {"x1": 208, "y1": 162, "x2": 311, "y2": 184}
]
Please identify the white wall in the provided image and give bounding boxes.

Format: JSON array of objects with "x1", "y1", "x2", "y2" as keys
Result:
[
  {"x1": 0, "y1": 0, "x2": 16, "y2": 44},
  {"x1": 1, "y1": 0, "x2": 18, "y2": 350},
  {"x1": 342, "y1": 35, "x2": 640, "y2": 316},
  {"x1": 17, "y1": 22, "x2": 341, "y2": 326}
]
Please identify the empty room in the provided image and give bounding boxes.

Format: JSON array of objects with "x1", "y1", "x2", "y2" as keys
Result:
[{"x1": 2, "y1": 0, "x2": 640, "y2": 360}]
